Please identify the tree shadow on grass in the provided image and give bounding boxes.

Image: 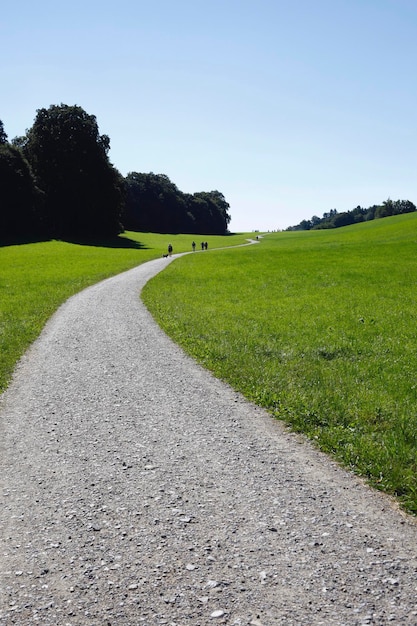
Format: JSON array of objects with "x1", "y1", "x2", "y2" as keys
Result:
[
  {"x1": 0, "y1": 234, "x2": 150, "y2": 250},
  {"x1": 64, "y1": 235, "x2": 149, "y2": 249},
  {"x1": 0, "y1": 234, "x2": 48, "y2": 248}
]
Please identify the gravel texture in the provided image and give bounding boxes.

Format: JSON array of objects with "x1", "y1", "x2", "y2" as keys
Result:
[{"x1": 1, "y1": 254, "x2": 417, "y2": 626}]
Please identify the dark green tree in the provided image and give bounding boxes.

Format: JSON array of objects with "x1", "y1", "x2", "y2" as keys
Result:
[
  {"x1": 184, "y1": 194, "x2": 210, "y2": 233},
  {"x1": 365, "y1": 205, "x2": 378, "y2": 221},
  {"x1": 123, "y1": 171, "x2": 232, "y2": 235},
  {"x1": 391, "y1": 199, "x2": 416, "y2": 215},
  {"x1": 293, "y1": 219, "x2": 313, "y2": 231},
  {"x1": 0, "y1": 120, "x2": 7, "y2": 145},
  {"x1": 23, "y1": 104, "x2": 124, "y2": 239},
  {"x1": 192, "y1": 190, "x2": 231, "y2": 234},
  {"x1": 288, "y1": 199, "x2": 415, "y2": 231},
  {"x1": 375, "y1": 199, "x2": 394, "y2": 219},
  {"x1": 351, "y1": 206, "x2": 366, "y2": 223},
  {"x1": 0, "y1": 143, "x2": 43, "y2": 242},
  {"x1": 124, "y1": 172, "x2": 193, "y2": 233},
  {"x1": 332, "y1": 211, "x2": 355, "y2": 228}
]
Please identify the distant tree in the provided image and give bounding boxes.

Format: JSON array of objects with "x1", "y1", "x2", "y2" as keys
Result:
[
  {"x1": 184, "y1": 194, "x2": 207, "y2": 232},
  {"x1": 299, "y1": 219, "x2": 313, "y2": 231},
  {"x1": 365, "y1": 205, "x2": 378, "y2": 221},
  {"x1": 375, "y1": 198, "x2": 416, "y2": 219},
  {"x1": 375, "y1": 205, "x2": 390, "y2": 219},
  {"x1": 0, "y1": 120, "x2": 7, "y2": 145},
  {"x1": 11, "y1": 135, "x2": 28, "y2": 150},
  {"x1": 392, "y1": 199, "x2": 416, "y2": 215},
  {"x1": 192, "y1": 190, "x2": 231, "y2": 234},
  {"x1": 23, "y1": 104, "x2": 124, "y2": 239},
  {"x1": 375, "y1": 198, "x2": 394, "y2": 219},
  {"x1": 288, "y1": 200, "x2": 415, "y2": 231},
  {"x1": 332, "y1": 211, "x2": 355, "y2": 228},
  {"x1": 124, "y1": 172, "x2": 192, "y2": 233},
  {"x1": 123, "y1": 172, "x2": 147, "y2": 231},
  {"x1": 351, "y1": 205, "x2": 366, "y2": 223},
  {"x1": 124, "y1": 173, "x2": 231, "y2": 234},
  {"x1": 207, "y1": 190, "x2": 231, "y2": 233},
  {"x1": 0, "y1": 144, "x2": 43, "y2": 242}
]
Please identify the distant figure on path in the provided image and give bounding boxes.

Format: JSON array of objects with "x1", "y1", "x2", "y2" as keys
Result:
[
  {"x1": 204, "y1": 242, "x2": 208, "y2": 250},
  {"x1": 192, "y1": 241, "x2": 196, "y2": 251},
  {"x1": 168, "y1": 243, "x2": 173, "y2": 256},
  {"x1": 201, "y1": 242, "x2": 205, "y2": 250}
]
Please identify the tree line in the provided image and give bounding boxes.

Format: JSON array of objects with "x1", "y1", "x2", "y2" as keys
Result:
[
  {"x1": 287, "y1": 198, "x2": 416, "y2": 231},
  {"x1": 0, "y1": 104, "x2": 231, "y2": 244}
]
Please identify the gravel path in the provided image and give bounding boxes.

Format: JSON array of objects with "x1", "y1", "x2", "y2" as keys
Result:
[{"x1": 1, "y1": 254, "x2": 417, "y2": 626}]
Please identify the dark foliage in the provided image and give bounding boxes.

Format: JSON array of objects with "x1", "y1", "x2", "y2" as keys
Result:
[
  {"x1": 63, "y1": 234, "x2": 148, "y2": 249},
  {"x1": 123, "y1": 172, "x2": 231, "y2": 235},
  {"x1": 123, "y1": 172, "x2": 191, "y2": 233},
  {"x1": 0, "y1": 143, "x2": 44, "y2": 243},
  {"x1": 2, "y1": 106, "x2": 232, "y2": 242},
  {"x1": 23, "y1": 104, "x2": 124, "y2": 239},
  {"x1": 191, "y1": 190, "x2": 231, "y2": 234},
  {"x1": 287, "y1": 199, "x2": 416, "y2": 231},
  {"x1": 0, "y1": 120, "x2": 7, "y2": 145}
]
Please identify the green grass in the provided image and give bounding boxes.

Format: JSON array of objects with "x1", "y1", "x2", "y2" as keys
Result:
[
  {"x1": 142, "y1": 213, "x2": 417, "y2": 514},
  {"x1": 0, "y1": 231, "x2": 250, "y2": 394}
]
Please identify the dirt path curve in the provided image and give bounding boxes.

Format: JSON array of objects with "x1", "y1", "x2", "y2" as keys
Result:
[{"x1": 1, "y1": 253, "x2": 417, "y2": 625}]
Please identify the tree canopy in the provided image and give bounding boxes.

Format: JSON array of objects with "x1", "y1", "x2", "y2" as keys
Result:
[
  {"x1": 1, "y1": 106, "x2": 232, "y2": 242},
  {"x1": 124, "y1": 172, "x2": 231, "y2": 235},
  {"x1": 0, "y1": 142, "x2": 43, "y2": 243},
  {"x1": 0, "y1": 120, "x2": 7, "y2": 145},
  {"x1": 21, "y1": 104, "x2": 124, "y2": 239},
  {"x1": 287, "y1": 199, "x2": 416, "y2": 231}
]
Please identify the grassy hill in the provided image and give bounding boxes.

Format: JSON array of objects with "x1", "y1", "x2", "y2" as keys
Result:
[
  {"x1": 143, "y1": 213, "x2": 417, "y2": 514},
  {"x1": 0, "y1": 231, "x2": 249, "y2": 394}
]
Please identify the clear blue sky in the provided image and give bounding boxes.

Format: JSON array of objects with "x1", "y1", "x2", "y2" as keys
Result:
[{"x1": 2, "y1": 0, "x2": 416, "y2": 232}]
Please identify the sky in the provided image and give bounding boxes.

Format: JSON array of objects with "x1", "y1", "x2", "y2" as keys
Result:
[{"x1": 1, "y1": 0, "x2": 417, "y2": 232}]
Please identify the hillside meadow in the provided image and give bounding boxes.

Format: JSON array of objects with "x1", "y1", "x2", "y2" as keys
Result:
[
  {"x1": 142, "y1": 213, "x2": 417, "y2": 514},
  {"x1": 0, "y1": 231, "x2": 250, "y2": 393}
]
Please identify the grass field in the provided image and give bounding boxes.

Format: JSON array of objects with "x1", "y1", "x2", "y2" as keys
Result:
[
  {"x1": 142, "y1": 213, "x2": 417, "y2": 514},
  {"x1": 0, "y1": 231, "x2": 250, "y2": 394}
]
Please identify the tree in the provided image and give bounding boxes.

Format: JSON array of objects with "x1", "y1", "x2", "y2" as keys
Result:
[
  {"x1": 332, "y1": 211, "x2": 355, "y2": 228},
  {"x1": 124, "y1": 172, "x2": 192, "y2": 233},
  {"x1": 0, "y1": 120, "x2": 7, "y2": 145},
  {"x1": 351, "y1": 205, "x2": 366, "y2": 223},
  {"x1": 23, "y1": 104, "x2": 124, "y2": 239},
  {"x1": 192, "y1": 190, "x2": 231, "y2": 234},
  {"x1": 288, "y1": 198, "x2": 415, "y2": 231},
  {"x1": 183, "y1": 194, "x2": 210, "y2": 233},
  {"x1": 298, "y1": 219, "x2": 312, "y2": 231},
  {"x1": 123, "y1": 173, "x2": 231, "y2": 234},
  {"x1": 392, "y1": 199, "x2": 416, "y2": 215},
  {"x1": 206, "y1": 190, "x2": 231, "y2": 233},
  {"x1": 365, "y1": 205, "x2": 378, "y2": 221},
  {"x1": 375, "y1": 198, "x2": 394, "y2": 219},
  {"x1": 0, "y1": 144, "x2": 43, "y2": 242}
]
